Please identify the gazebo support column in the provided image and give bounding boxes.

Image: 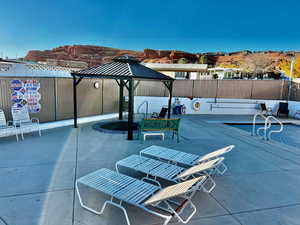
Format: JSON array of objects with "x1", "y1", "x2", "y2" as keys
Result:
[
  {"x1": 73, "y1": 76, "x2": 83, "y2": 128},
  {"x1": 163, "y1": 81, "x2": 174, "y2": 119},
  {"x1": 128, "y1": 79, "x2": 134, "y2": 140},
  {"x1": 167, "y1": 81, "x2": 173, "y2": 119},
  {"x1": 119, "y1": 80, "x2": 124, "y2": 120}
]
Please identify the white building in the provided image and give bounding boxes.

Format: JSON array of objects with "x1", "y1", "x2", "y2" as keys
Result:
[
  {"x1": 144, "y1": 63, "x2": 242, "y2": 80},
  {"x1": 143, "y1": 63, "x2": 208, "y2": 80},
  {"x1": 201, "y1": 67, "x2": 242, "y2": 79}
]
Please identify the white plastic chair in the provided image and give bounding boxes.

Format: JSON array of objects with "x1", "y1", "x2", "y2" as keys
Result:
[
  {"x1": 11, "y1": 107, "x2": 41, "y2": 140},
  {"x1": 0, "y1": 109, "x2": 18, "y2": 141}
]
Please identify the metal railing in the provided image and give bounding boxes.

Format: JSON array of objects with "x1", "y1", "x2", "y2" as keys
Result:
[
  {"x1": 137, "y1": 101, "x2": 149, "y2": 119},
  {"x1": 264, "y1": 116, "x2": 283, "y2": 140},
  {"x1": 252, "y1": 112, "x2": 268, "y2": 136},
  {"x1": 252, "y1": 113, "x2": 283, "y2": 140}
]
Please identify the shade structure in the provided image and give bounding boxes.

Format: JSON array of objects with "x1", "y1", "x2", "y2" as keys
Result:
[
  {"x1": 71, "y1": 55, "x2": 174, "y2": 140},
  {"x1": 72, "y1": 55, "x2": 174, "y2": 80}
]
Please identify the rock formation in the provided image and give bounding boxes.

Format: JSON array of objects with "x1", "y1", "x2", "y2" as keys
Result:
[{"x1": 24, "y1": 45, "x2": 298, "y2": 71}]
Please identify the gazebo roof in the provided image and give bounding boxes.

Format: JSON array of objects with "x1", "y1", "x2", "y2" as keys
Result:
[{"x1": 71, "y1": 55, "x2": 174, "y2": 81}]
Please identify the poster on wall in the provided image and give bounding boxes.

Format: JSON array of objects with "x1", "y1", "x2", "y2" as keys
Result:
[{"x1": 10, "y1": 79, "x2": 41, "y2": 113}]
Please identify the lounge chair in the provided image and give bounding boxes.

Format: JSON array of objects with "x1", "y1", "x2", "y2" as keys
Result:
[
  {"x1": 11, "y1": 107, "x2": 41, "y2": 140},
  {"x1": 140, "y1": 145, "x2": 234, "y2": 174},
  {"x1": 151, "y1": 107, "x2": 168, "y2": 119},
  {"x1": 0, "y1": 109, "x2": 18, "y2": 141},
  {"x1": 260, "y1": 103, "x2": 272, "y2": 115},
  {"x1": 277, "y1": 102, "x2": 289, "y2": 117},
  {"x1": 116, "y1": 154, "x2": 224, "y2": 193},
  {"x1": 76, "y1": 168, "x2": 206, "y2": 225}
]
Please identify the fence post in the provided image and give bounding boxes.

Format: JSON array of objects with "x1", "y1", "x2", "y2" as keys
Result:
[
  {"x1": 250, "y1": 80, "x2": 254, "y2": 99},
  {"x1": 214, "y1": 79, "x2": 219, "y2": 103}
]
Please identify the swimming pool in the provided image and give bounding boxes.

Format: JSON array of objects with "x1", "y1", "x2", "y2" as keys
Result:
[{"x1": 226, "y1": 123, "x2": 300, "y2": 149}]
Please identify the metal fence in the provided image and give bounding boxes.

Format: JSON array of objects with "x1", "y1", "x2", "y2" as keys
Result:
[
  {"x1": 290, "y1": 82, "x2": 300, "y2": 101},
  {"x1": 0, "y1": 78, "x2": 292, "y2": 122},
  {"x1": 136, "y1": 80, "x2": 289, "y2": 100}
]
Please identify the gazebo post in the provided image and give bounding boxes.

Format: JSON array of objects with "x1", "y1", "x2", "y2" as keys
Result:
[
  {"x1": 167, "y1": 81, "x2": 173, "y2": 119},
  {"x1": 119, "y1": 80, "x2": 124, "y2": 120},
  {"x1": 128, "y1": 78, "x2": 134, "y2": 140},
  {"x1": 73, "y1": 76, "x2": 78, "y2": 128},
  {"x1": 73, "y1": 76, "x2": 83, "y2": 128}
]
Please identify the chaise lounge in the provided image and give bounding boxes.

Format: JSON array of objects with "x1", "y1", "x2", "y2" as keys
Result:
[
  {"x1": 140, "y1": 145, "x2": 234, "y2": 174},
  {"x1": 116, "y1": 154, "x2": 224, "y2": 193},
  {"x1": 76, "y1": 168, "x2": 207, "y2": 225}
]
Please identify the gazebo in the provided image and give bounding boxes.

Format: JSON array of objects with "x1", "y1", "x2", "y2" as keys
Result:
[{"x1": 71, "y1": 55, "x2": 174, "y2": 140}]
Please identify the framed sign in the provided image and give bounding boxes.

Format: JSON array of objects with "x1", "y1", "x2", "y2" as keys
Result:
[{"x1": 10, "y1": 79, "x2": 41, "y2": 113}]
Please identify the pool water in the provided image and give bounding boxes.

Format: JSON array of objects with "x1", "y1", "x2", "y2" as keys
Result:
[{"x1": 227, "y1": 124, "x2": 300, "y2": 149}]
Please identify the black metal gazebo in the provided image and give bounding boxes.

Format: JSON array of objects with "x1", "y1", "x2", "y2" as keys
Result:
[{"x1": 71, "y1": 55, "x2": 174, "y2": 140}]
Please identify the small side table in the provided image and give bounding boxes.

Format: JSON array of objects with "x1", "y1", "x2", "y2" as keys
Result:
[{"x1": 142, "y1": 131, "x2": 165, "y2": 141}]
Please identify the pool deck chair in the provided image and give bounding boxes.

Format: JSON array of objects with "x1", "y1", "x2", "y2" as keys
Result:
[
  {"x1": 76, "y1": 168, "x2": 206, "y2": 225},
  {"x1": 116, "y1": 155, "x2": 224, "y2": 193},
  {"x1": 11, "y1": 107, "x2": 41, "y2": 140},
  {"x1": 277, "y1": 102, "x2": 289, "y2": 118},
  {"x1": 0, "y1": 109, "x2": 18, "y2": 141},
  {"x1": 140, "y1": 145, "x2": 234, "y2": 174}
]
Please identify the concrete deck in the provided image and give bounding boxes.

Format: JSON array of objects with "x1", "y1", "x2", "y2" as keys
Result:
[{"x1": 0, "y1": 115, "x2": 300, "y2": 225}]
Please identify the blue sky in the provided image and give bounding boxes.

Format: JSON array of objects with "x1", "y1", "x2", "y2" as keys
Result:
[{"x1": 0, "y1": 0, "x2": 299, "y2": 58}]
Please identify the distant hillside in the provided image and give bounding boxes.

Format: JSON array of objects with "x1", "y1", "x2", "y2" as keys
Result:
[{"x1": 24, "y1": 45, "x2": 298, "y2": 70}]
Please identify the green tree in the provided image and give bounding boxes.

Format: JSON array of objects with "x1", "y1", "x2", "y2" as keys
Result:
[
  {"x1": 199, "y1": 55, "x2": 208, "y2": 64},
  {"x1": 278, "y1": 55, "x2": 300, "y2": 78},
  {"x1": 178, "y1": 58, "x2": 189, "y2": 64}
]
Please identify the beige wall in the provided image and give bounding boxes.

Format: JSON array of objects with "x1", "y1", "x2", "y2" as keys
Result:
[
  {"x1": 173, "y1": 80, "x2": 194, "y2": 97},
  {"x1": 217, "y1": 80, "x2": 252, "y2": 99},
  {"x1": 0, "y1": 77, "x2": 292, "y2": 123},
  {"x1": 135, "y1": 81, "x2": 167, "y2": 97},
  {"x1": 0, "y1": 77, "x2": 56, "y2": 122},
  {"x1": 56, "y1": 78, "x2": 103, "y2": 120}
]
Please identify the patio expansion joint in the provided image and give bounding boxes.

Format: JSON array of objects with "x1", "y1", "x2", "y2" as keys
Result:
[
  {"x1": 208, "y1": 193, "x2": 244, "y2": 225},
  {"x1": 0, "y1": 216, "x2": 8, "y2": 225},
  {"x1": 0, "y1": 188, "x2": 74, "y2": 199},
  {"x1": 71, "y1": 128, "x2": 79, "y2": 225},
  {"x1": 0, "y1": 160, "x2": 76, "y2": 170},
  {"x1": 230, "y1": 202, "x2": 300, "y2": 216}
]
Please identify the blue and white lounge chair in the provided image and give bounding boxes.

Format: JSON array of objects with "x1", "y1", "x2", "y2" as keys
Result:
[
  {"x1": 140, "y1": 145, "x2": 234, "y2": 174},
  {"x1": 76, "y1": 168, "x2": 207, "y2": 225},
  {"x1": 116, "y1": 155, "x2": 224, "y2": 193}
]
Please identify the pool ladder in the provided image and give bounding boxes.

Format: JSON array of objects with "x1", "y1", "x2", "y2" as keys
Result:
[{"x1": 252, "y1": 112, "x2": 284, "y2": 141}]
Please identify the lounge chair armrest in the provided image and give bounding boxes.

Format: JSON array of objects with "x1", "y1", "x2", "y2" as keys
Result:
[
  {"x1": 6, "y1": 120, "x2": 15, "y2": 127},
  {"x1": 31, "y1": 118, "x2": 39, "y2": 123}
]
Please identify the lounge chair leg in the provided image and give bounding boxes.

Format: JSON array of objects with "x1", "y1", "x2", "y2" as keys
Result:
[
  {"x1": 163, "y1": 217, "x2": 172, "y2": 225},
  {"x1": 165, "y1": 199, "x2": 197, "y2": 224},
  {"x1": 201, "y1": 174, "x2": 216, "y2": 193},
  {"x1": 76, "y1": 182, "x2": 132, "y2": 225},
  {"x1": 216, "y1": 162, "x2": 227, "y2": 175}
]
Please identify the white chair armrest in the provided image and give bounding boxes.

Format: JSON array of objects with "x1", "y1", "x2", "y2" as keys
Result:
[{"x1": 6, "y1": 121, "x2": 16, "y2": 128}]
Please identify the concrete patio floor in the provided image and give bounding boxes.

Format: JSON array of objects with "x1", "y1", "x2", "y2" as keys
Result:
[{"x1": 0, "y1": 115, "x2": 300, "y2": 225}]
